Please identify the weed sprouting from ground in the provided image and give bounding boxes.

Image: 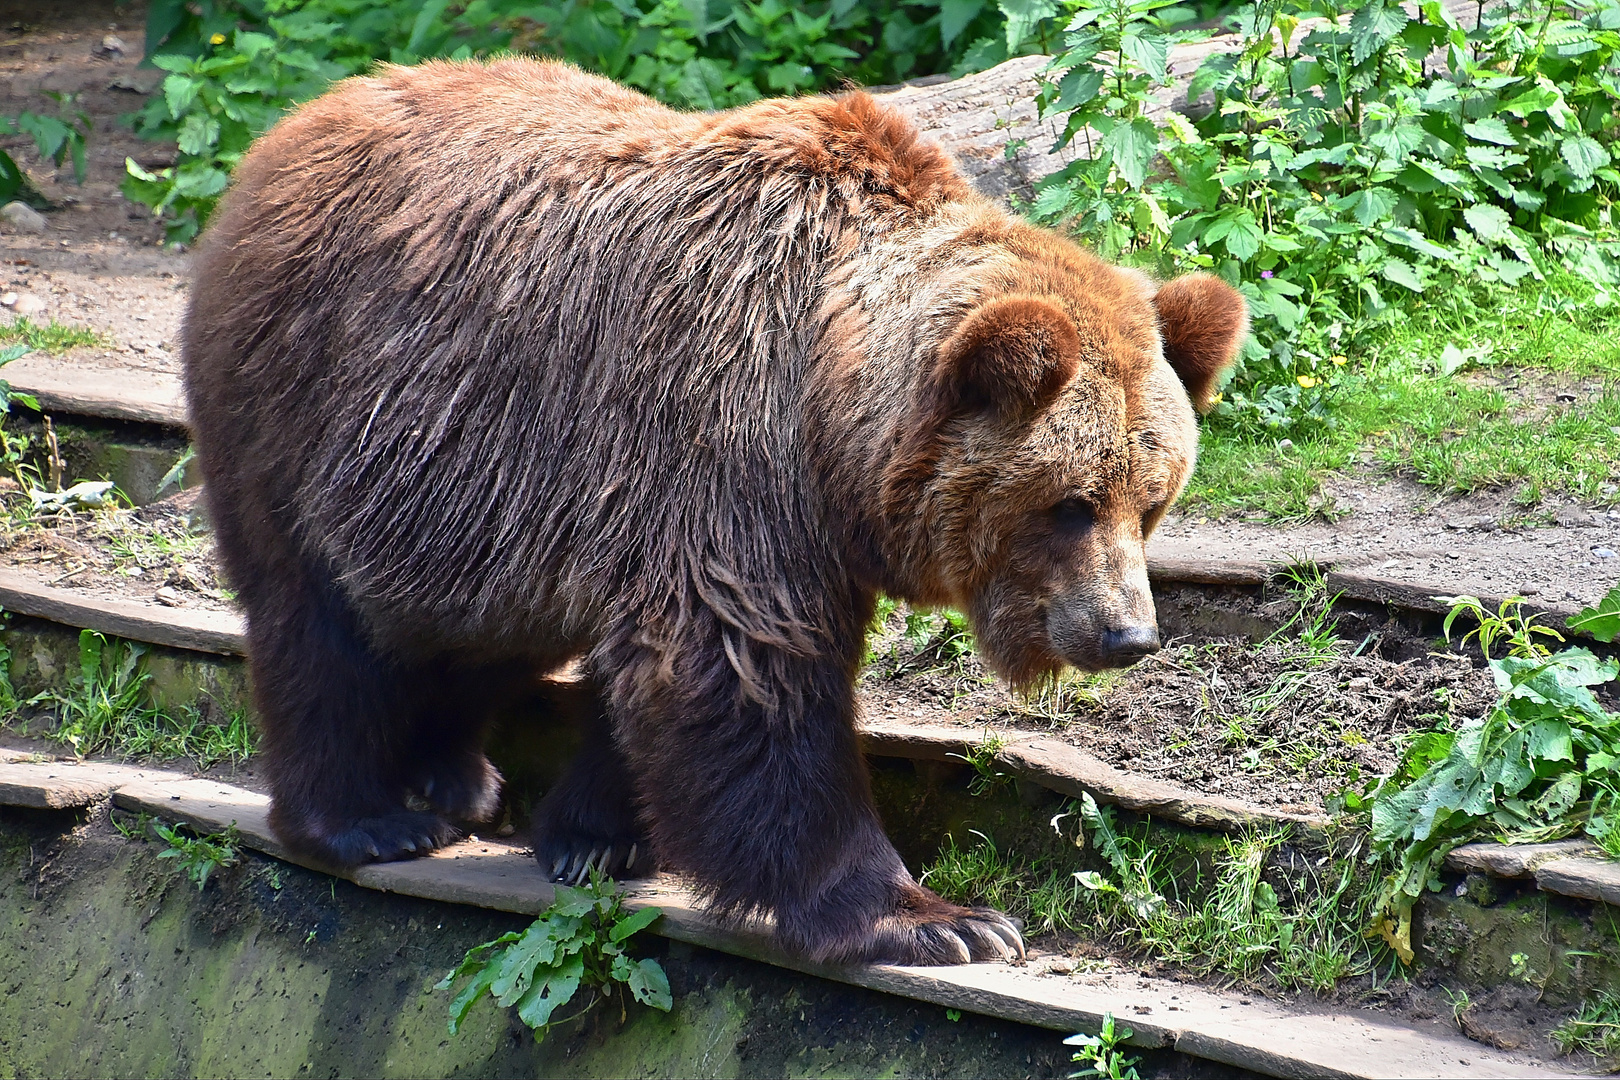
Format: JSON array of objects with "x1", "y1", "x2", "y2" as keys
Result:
[
  {"x1": 1553, "y1": 991, "x2": 1620, "y2": 1066},
  {"x1": 948, "y1": 731, "x2": 1012, "y2": 796},
  {"x1": 153, "y1": 820, "x2": 240, "y2": 891},
  {"x1": 1065, "y1": 1013, "x2": 1141, "y2": 1080},
  {"x1": 437, "y1": 872, "x2": 670, "y2": 1041}
]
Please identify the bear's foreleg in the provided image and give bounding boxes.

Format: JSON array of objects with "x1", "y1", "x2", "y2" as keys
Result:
[
  {"x1": 609, "y1": 647, "x2": 1023, "y2": 966},
  {"x1": 248, "y1": 570, "x2": 465, "y2": 867},
  {"x1": 531, "y1": 678, "x2": 655, "y2": 885}
]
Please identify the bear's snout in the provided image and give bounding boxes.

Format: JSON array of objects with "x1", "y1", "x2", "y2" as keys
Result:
[
  {"x1": 1099, "y1": 624, "x2": 1161, "y2": 665},
  {"x1": 1045, "y1": 591, "x2": 1161, "y2": 672}
]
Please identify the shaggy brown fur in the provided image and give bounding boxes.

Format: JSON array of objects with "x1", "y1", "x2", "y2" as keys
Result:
[{"x1": 183, "y1": 58, "x2": 1245, "y2": 966}]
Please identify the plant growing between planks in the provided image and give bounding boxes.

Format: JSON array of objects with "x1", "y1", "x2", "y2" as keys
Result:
[
  {"x1": 1065, "y1": 1012, "x2": 1142, "y2": 1079},
  {"x1": 1351, "y1": 585, "x2": 1620, "y2": 963},
  {"x1": 153, "y1": 820, "x2": 241, "y2": 890},
  {"x1": 438, "y1": 872, "x2": 671, "y2": 1040}
]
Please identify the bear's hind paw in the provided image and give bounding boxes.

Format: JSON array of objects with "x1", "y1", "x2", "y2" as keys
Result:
[
  {"x1": 315, "y1": 811, "x2": 460, "y2": 866},
  {"x1": 415, "y1": 756, "x2": 502, "y2": 823},
  {"x1": 535, "y1": 834, "x2": 653, "y2": 886}
]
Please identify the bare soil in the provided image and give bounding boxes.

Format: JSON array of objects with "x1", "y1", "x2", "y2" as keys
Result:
[{"x1": 860, "y1": 602, "x2": 1510, "y2": 814}]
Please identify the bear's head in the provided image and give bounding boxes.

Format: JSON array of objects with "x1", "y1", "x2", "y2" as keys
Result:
[{"x1": 881, "y1": 258, "x2": 1246, "y2": 686}]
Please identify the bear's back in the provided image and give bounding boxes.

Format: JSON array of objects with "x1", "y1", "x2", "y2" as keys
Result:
[{"x1": 182, "y1": 60, "x2": 976, "y2": 651}]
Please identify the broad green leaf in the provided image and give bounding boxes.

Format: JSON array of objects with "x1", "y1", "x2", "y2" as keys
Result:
[
  {"x1": 609, "y1": 905, "x2": 662, "y2": 943},
  {"x1": 446, "y1": 965, "x2": 499, "y2": 1036},
  {"x1": 163, "y1": 74, "x2": 202, "y2": 121},
  {"x1": 513, "y1": 953, "x2": 584, "y2": 1032},
  {"x1": 626, "y1": 957, "x2": 673, "y2": 1011},
  {"x1": 1048, "y1": 65, "x2": 1104, "y2": 113},
  {"x1": 1221, "y1": 211, "x2": 1263, "y2": 261},
  {"x1": 1524, "y1": 719, "x2": 1575, "y2": 763},
  {"x1": 1350, "y1": 1, "x2": 1406, "y2": 64},
  {"x1": 1561, "y1": 134, "x2": 1611, "y2": 179},
  {"x1": 1463, "y1": 204, "x2": 1513, "y2": 244},
  {"x1": 939, "y1": 0, "x2": 986, "y2": 49},
  {"x1": 1000, "y1": 0, "x2": 1060, "y2": 52},
  {"x1": 1121, "y1": 27, "x2": 1168, "y2": 82},
  {"x1": 549, "y1": 884, "x2": 601, "y2": 919},
  {"x1": 1381, "y1": 257, "x2": 1424, "y2": 292},
  {"x1": 1464, "y1": 117, "x2": 1518, "y2": 146},
  {"x1": 1569, "y1": 587, "x2": 1620, "y2": 642},
  {"x1": 1101, "y1": 117, "x2": 1159, "y2": 189}
]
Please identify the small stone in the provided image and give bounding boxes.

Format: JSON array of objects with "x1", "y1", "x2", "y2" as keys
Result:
[
  {"x1": 0, "y1": 201, "x2": 47, "y2": 233},
  {"x1": 1518, "y1": 584, "x2": 1540, "y2": 595},
  {"x1": 1595, "y1": 548, "x2": 1618, "y2": 559},
  {"x1": 97, "y1": 34, "x2": 127, "y2": 57},
  {"x1": 1556, "y1": 504, "x2": 1598, "y2": 528},
  {"x1": 1277, "y1": 438, "x2": 1294, "y2": 452},
  {"x1": 0, "y1": 292, "x2": 14, "y2": 307},
  {"x1": 11, "y1": 293, "x2": 44, "y2": 316},
  {"x1": 153, "y1": 587, "x2": 184, "y2": 607},
  {"x1": 1447, "y1": 551, "x2": 1461, "y2": 559}
]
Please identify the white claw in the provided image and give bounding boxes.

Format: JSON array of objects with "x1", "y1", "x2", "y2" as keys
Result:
[
  {"x1": 625, "y1": 843, "x2": 637, "y2": 871},
  {"x1": 550, "y1": 855, "x2": 568, "y2": 879}
]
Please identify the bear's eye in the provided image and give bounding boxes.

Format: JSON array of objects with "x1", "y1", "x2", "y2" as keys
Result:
[{"x1": 1051, "y1": 498, "x2": 1095, "y2": 533}]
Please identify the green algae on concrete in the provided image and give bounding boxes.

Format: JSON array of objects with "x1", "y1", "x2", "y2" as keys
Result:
[{"x1": 0, "y1": 806, "x2": 1104, "y2": 1079}]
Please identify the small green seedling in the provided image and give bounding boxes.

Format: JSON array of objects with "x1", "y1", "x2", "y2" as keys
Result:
[
  {"x1": 153, "y1": 821, "x2": 239, "y2": 891},
  {"x1": 1553, "y1": 990, "x2": 1620, "y2": 1063},
  {"x1": 1065, "y1": 1012, "x2": 1141, "y2": 1079},
  {"x1": 945, "y1": 1008, "x2": 962, "y2": 1022},
  {"x1": 948, "y1": 730, "x2": 1010, "y2": 796},
  {"x1": 437, "y1": 872, "x2": 670, "y2": 1041},
  {"x1": 1437, "y1": 594, "x2": 1564, "y2": 661}
]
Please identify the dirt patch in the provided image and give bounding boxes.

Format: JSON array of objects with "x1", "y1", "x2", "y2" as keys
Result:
[
  {"x1": 859, "y1": 597, "x2": 1506, "y2": 813},
  {"x1": 1, "y1": 486, "x2": 231, "y2": 612}
]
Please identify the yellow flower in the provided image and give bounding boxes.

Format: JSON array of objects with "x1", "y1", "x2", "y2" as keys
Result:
[
  {"x1": 1209, "y1": 392, "x2": 1224, "y2": 405},
  {"x1": 1310, "y1": 191, "x2": 1324, "y2": 202},
  {"x1": 1330, "y1": 354, "x2": 1348, "y2": 366},
  {"x1": 211, "y1": 32, "x2": 226, "y2": 44},
  {"x1": 1297, "y1": 375, "x2": 1318, "y2": 389}
]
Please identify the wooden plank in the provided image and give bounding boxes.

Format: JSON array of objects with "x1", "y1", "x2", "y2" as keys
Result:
[
  {"x1": 1147, "y1": 555, "x2": 1272, "y2": 587},
  {"x1": 1444, "y1": 840, "x2": 1596, "y2": 879},
  {"x1": 1535, "y1": 857, "x2": 1620, "y2": 908},
  {"x1": 1000, "y1": 738, "x2": 1328, "y2": 832},
  {"x1": 0, "y1": 568, "x2": 245, "y2": 655},
  {"x1": 108, "y1": 771, "x2": 1564, "y2": 1079},
  {"x1": 4, "y1": 360, "x2": 189, "y2": 429}
]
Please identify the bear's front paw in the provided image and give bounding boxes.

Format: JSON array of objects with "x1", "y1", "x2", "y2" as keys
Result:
[
  {"x1": 313, "y1": 811, "x2": 461, "y2": 866},
  {"x1": 791, "y1": 881, "x2": 1025, "y2": 966},
  {"x1": 413, "y1": 755, "x2": 502, "y2": 823}
]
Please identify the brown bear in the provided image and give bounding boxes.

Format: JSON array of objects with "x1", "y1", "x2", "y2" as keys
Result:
[{"x1": 182, "y1": 58, "x2": 1246, "y2": 966}]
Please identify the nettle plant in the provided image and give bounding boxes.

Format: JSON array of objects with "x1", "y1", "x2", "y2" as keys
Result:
[{"x1": 1032, "y1": 0, "x2": 1620, "y2": 436}]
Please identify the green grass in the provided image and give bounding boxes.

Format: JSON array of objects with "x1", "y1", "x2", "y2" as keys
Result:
[
  {"x1": 0, "y1": 316, "x2": 105, "y2": 354},
  {"x1": 1186, "y1": 273, "x2": 1620, "y2": 521},
  {"x1": 922, "y1": 798, "x2": 1384, "y2": 993},
  {"x1": 1553, "y1": 990, "x2": 1620, "y2": 1064}
]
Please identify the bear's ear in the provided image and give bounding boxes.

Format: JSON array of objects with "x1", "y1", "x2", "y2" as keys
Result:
[
  {"x1": 1153, "y1": 273, "x2": 1248, "y2": 412},
  {"x1": 934, "y1": 296, "x2": 1080, "y2": 418}
]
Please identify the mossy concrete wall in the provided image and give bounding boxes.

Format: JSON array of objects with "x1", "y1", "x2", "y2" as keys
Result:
[{"x1": 0, "y1": 805, "x2": 1165, "y2": 1080}]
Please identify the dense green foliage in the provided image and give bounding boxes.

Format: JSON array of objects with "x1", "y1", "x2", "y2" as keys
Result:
[
  {"x1": 1349, "y1": 588, "x2": 1620, "y2": 964},
  {"x1": 126, "y1": 0, "x2": 1093, "y2": 240},
  {"x1": 1031, "y1": 0, "x2": 1620, "y2": 440}
]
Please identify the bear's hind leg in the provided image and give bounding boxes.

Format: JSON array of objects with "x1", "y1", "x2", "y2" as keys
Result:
[
  {"x1": 531, "y1": 681, "x2": 653, "y2": 884},
  {"x1": 403, "y1": 659, "x2": 537, "y2": 825},
  {"x1": 249, "y1": 570, "x2": 459, "y2": 867}
]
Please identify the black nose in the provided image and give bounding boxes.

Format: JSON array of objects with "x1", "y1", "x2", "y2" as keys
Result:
[{"x1": 1099, "y1": 625, "x2": 1161, "y2": 666}]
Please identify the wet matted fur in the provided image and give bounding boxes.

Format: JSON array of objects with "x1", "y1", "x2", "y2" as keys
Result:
[{"x1": 183, "y1": 58, "x2": 1245, "y2": 965}]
